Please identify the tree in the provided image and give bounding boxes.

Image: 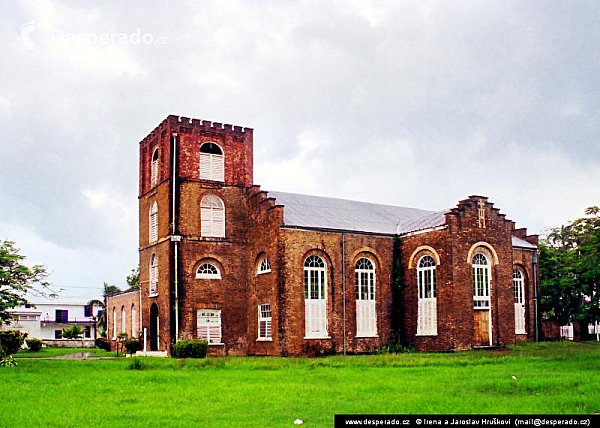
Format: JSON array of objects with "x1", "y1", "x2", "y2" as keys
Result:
[
  {"x1": 540, "y1": 207, "x2": 600, "y2": 328},
  {"x1": 126, "y1": 267, "x2": 139, "y2": 289},
  {"x1": 0, "y1": 240, "x2": 55, "y2": 326},
  {"x1": 62, "y1": 324, "x2": 83, "y2": 339},
  {"x1": 103, "y1": 282, "x2": 121, "y2": 298}
]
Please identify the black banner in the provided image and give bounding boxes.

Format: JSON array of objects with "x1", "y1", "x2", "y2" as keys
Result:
[{"x1": 334, "y1": 415, "x2": 597, "y2": 428}]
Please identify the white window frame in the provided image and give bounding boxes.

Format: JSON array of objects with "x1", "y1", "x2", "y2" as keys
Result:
[
  {"x1": 196, "y1": 263, "x2": 222, "y2": 279},
  {"x1": 197, "y1": 309, "x2": 222, "y2": 344},
  {"x1": 112, "y1": 307, "x2": 117, "y2": 340},
  {"x1": 149, "y1": 253, "x2": 158, "y2": 296},
  {"x1": 472, "y1": 253, "x2": 490, "y2": 309},
  {"x1": 149, "y1": 201, "x2": 158, "y2": 243},
  {"x1": 131, "y1": 305, "x2": 137, "y2": 338},
  {"x1": 513, "y1": 269, "x2": 526, "y2": 334},
  {"x1": 200, "y1": 195, "x2": 225, "y2": 238},
  {"x1": 151, "y1": 148, "x2": 159, "y2": 187},
  {"x1": 199, "y1": 142, "x2": 224, "y2": 182},
  {"x1": 417, "y1": 255, "x2": 437, "y2": 336},
  {"x1": 355, "y1": 257, "x2": 377, "y2": 337},
  {"x1": 121, "y1": 306, "x2": 126, "y2": 336},
  {"x1": 304, "y1": 255, "x2": 328, "y2": 339},
  {"x1": 257, "y1": 257, "x2": 271, "y2": 275},
  {"x1": 257, "y1": 304, "x2": 272, "y2": 341}
]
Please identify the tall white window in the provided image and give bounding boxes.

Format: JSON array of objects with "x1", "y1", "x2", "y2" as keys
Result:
[
  {"x1": 196, "y1": 262, "x2": 222, "y2": 279},
  {"x1": 112, "y1": 307, "x2": 117, "y2": 340},
  {"x1": 258, "y1": 304, "x2": 272, "y2": 340},
  {"x1": 257, "y1": 257, "x2": 271, "y2": 274},
  {"x1": 513, "y1": 269, "x2": 526, "y2": 334},
  {"x1": 417, "y1": 255, "x2": 437, "y2": 335},
  {"x1": 199, "y1": 142, "x2": 224, "y2": 182},
  {"x1": 149, "y1": 253, "x2": 158, "y2": 296},
  {"x1": 472, "y1": 253, "x2": 490, "y2": 308},
  {"x1": 121, "y1": 306, "x2": 126, "y2": 335},
  {"x1": 200, "y1": 195, "x2": 225, "y2": 238},
  {"x1": 151, "y1": 148, "x2": 159, "y2": 186},
  {"x1": 149, "y1": 201, "x2": 158, "y2": 243},
  {"x1": 131, "y1": 305, "x2": 137, "y2": 338},
  {"x1": 197, "y1": 309, "x2": 222, "y2": 344},
  {"x1": 355, "y1": 258, "x2": 377, "y2": 337},
  {"x1": 304, "y1": 255, "x2": 328, "y2": 338}
]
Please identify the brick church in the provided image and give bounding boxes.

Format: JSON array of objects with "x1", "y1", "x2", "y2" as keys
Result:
[{"x1": 107, "y1": 115, "x2": 539, "y2": 356}]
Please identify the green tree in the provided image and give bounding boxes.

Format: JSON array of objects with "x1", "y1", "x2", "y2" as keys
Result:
[
  {"x1": 62, "y1": 324, "x2": 83, "y2": 339},
  {"x1": 0, "y1": 240, "x2": 55, "y2": 326},
  {"x1": 540, "y1": 207, "x2": 600, "y2": 327},
  {"x1": 126, "y1": 267, "x2": 139, "y2": 289}
]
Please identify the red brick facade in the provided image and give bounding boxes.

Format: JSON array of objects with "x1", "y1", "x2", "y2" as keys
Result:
[{"x1": 107, "y1": 115, "x2": 539, "y2": 356}]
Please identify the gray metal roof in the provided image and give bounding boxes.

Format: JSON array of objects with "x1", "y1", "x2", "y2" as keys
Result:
[
  {"x1": 268, "y1": 191, "x2": 447, "y2": 235},
  {"x1": 512, "y1": 236, "x2": 537, "y2": 249}
]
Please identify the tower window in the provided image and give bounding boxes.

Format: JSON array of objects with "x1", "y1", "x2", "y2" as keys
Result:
[
  {"x1": 200, "y1": 195, "x2": 225, "y2": 238},
  {"x1": 196, "y1": 263, "x2": 222, "y2": 279},
  {"x1": 200, "y1": 142, "x2": 224, "y2": 182},
  {"x1": 149, "y1": 201, "x2": 158, "y2": 243},
  {"x1": 151, "y1": 148, "x2": 159, "y2": 186}
]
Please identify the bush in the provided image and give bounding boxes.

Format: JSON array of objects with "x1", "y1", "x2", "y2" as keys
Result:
[
  {"x1": 172, "y1": 339, "x2": 208, "y2": 359},
  {"x1": 95, "y1": 337, "x2": 111, "y2": 351},
  {"x1": 124, "y1": 339, "x2": 141, "y2": 355},
  {"x1": 127, "y1": 358, "x2": 145, "y2": 370},
  {"x1": 26, "y1": 338, "x2": 43, "y2": 352},
  {"x1": 0, "y1": 330, "x2": 28, "y2": 356}
]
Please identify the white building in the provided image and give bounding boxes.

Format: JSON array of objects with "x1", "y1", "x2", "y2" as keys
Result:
[{"x1": 1, "y1": 297, "x2": 103, "y2": 341}]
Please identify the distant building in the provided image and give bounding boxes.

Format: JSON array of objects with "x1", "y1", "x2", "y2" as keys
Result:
[
  {"x1": 1, "y1": 298, "x2": 103, "y2": 341},
  {"x1": 107, "y1": 115, "x2": 538, "y2": 356}
]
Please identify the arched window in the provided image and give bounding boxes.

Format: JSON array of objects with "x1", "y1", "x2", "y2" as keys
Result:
[
  {"x1": 131, "y1": 304, "x2": 137, "y2": 338},
  {"x1": 199, "y1": 142, "x2": 224, "y2": 182},
  {"x1": 149, "y1": 253, "x2": 158, "y2": 296},
  {"x1": 200, "y1": 195, "x2": 225, "y2": 238},
  {"x1": 257, "y1": 257, "x2": 271, "y2": 274},
  {"x1": 355, "y1": 257, "x2": 377, "y2": 337},
  {"x1": 304, "y1": 255, "x2": 328, "y2": 338},
  {"x1": 112, "y1": 307, "x2": 117, "y2": 340},
  {"x1": 513, "y1": 269, "x2": 526, "y2": 334},
  {"x1": 472, "y1": 253, "x2": 490, "y2": 308},
  {"x1": 121, "y1": 306, "x2": 126, "y2": 335},
  {"x1": 196, "y1": 262, "x2": 222, "y2": 279},
  {"x1": 417, "y1": 255, "x2": 437, "y2": 335},
  {"x1": 151, "y1": 148, "x2": 159, "y2": 186},
  {"x1": 149, "y1": 201, "x2": 158, "y2": 243}
]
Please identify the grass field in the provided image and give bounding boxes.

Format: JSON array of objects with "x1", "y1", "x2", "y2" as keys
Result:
[{"x1": 1, "y1": 342, "x2": 599, "y2": 427}]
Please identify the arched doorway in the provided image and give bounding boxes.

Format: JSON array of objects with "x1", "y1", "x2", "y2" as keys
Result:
[{"x1": 150, "y1": 303, "x2": 159, "y2": 351}]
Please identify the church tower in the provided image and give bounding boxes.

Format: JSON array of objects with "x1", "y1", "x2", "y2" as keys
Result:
[{"x1": 138, "y1": 115, "x2": 253, "y2": 352}]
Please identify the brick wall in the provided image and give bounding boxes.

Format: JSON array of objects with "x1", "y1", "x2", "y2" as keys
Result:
[{"x1": 106, "y1": 289, "x2": 140, "y2": 350}]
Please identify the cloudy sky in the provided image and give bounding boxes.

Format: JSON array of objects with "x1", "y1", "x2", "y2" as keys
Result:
[{"x1": 1, "y1": 0, "x2": 599, "y2": 299}]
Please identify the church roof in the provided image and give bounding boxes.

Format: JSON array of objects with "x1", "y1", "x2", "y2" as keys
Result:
[
  {"x1": 512, "y1": 236, "x2": 537, "y2": 249},
  {"x1": 268, "y1": 191, "x2": 447, "y2": 235}
]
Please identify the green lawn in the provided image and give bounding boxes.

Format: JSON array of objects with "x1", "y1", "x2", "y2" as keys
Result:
[
  {"x1": 15, "y1": 347, "x2": 116, "y2": 358},
  {"x1": 1, "y1": 342, "x2": 599, "y2": 427}
]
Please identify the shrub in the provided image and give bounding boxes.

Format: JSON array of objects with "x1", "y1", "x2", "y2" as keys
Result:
[
  {"x1": 124, "y1": 338, "x2": 141, "y2": 355},
  {"x1": 127, "y1": 358, "x2": 145, "y2": 370},
  {"x1": 95, "y1": 337, "x2": 111, "y2": 351},
  {"x1": 172, "y1": 339, "x2": 208, "y2": 359},
  {"x1": 26, "y1": 338, "x2": 43, "y2": 352},
  {"x1": 0, "y1": 330, "x2": 28, "y2": 356}
]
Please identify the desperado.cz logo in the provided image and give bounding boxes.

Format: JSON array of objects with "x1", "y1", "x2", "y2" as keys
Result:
[{"x1": 20, "y1": 21, "x2": 167, "y2": 50}]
